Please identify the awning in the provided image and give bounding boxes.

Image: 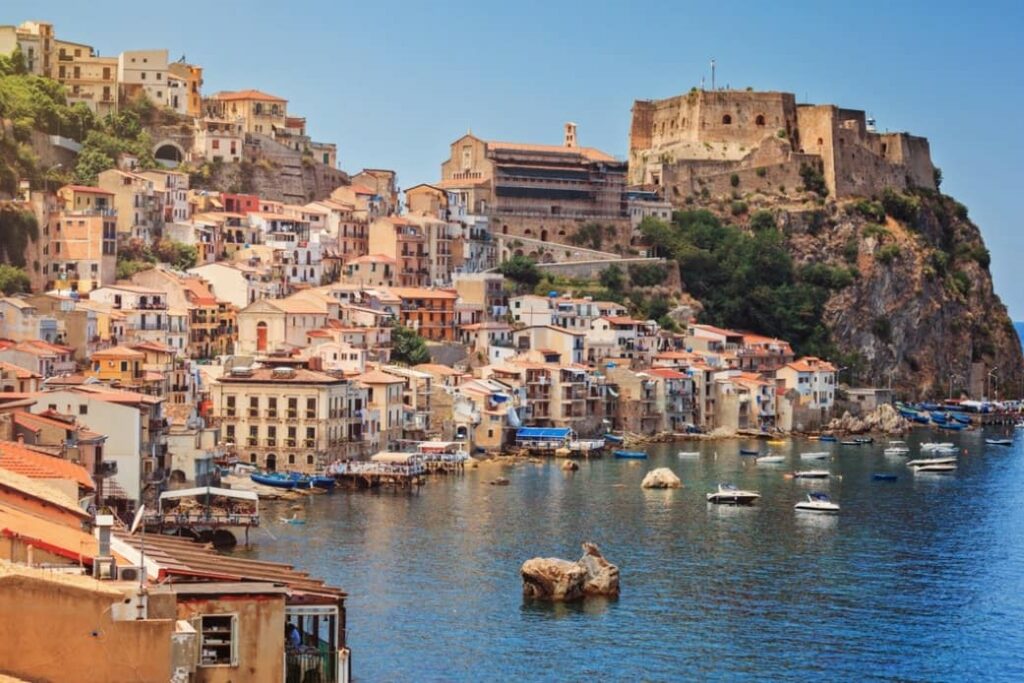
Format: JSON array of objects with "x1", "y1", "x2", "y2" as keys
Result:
[{"x1": 515, "y1": 427, "x2": 571, "y2": 440}]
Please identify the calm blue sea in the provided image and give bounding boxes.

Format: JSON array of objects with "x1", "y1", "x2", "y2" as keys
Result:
[{"x1": 235, "y1": 430, "x2": 1024, "y2": 682}]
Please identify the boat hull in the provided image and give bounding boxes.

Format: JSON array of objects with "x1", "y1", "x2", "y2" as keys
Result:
[
  {"x1": 613, "y1": 450, "x2": 647, "y2": 459},
  {"x1": 251, "y1": 473, "x2": 298, "y2": 489}
]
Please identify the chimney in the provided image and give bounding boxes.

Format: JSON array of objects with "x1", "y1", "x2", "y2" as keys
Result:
[
  {"x1": 95, "y1": 514, "x2": 113, "y2": 558},
  {"x1": 564, "y1": 122, "x2": 577, "y2": 149}
]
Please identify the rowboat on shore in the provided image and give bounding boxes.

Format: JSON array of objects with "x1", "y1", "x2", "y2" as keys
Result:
[{"x1": 613, "y1": 450, "x2": 647, "y2": 459}]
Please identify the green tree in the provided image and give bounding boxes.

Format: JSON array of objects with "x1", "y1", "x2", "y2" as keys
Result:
[
  {"x1": 0, "y1": 205, "x2": 38, "y2": 267},
  {"x1": 628, "y1": 263, "x2": 666, "y2": 287},
  {"x1": 599, "y1": 264, "x2": 624, "y2": 291},
  {"x1": 799, "y1": 163, "x2": 828, "y2": 196},
  {"x1": 391, "y1": 325, "x2": 431, "y2": 365},
  {"x1": 0, "y1": 264, "x2": 30, "y2": 294},
  {"x1": 498, "y1": 255, "x2": 541, "y2": 288}
]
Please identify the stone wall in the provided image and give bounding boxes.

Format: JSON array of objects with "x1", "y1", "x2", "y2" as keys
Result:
[
  {"x1": 491, "y1": 214, "x2": 633, "y2": 253},
  {"x1": 496, "y1": 234, "x2": 621, "y2": 264},
  {"x1": 536, "y1": 257, "x2": 679, "y2": 288}
]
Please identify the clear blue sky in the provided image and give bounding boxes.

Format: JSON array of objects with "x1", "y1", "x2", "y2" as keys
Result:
[{"x1": 8, "y1": 1, "x2": 1023, "y2": 316}]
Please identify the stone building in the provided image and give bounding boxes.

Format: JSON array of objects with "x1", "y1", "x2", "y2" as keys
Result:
[
  {"x1": 628, "y1": 89, "x2": 935, "y2": 201},
  {"x1": 439, "y1": 123, "x2": 630, "y2": 250}
]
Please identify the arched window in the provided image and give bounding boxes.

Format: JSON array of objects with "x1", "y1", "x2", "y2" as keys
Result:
[
  {"x1": 722, "y1": 114, "x2": 732, "y2": 125},
  {"x1": 307, "y1": 454, "x2": 314, "y2": 465},
  {"x1": 755, "y1": 114, "x2": 766, "y2": 126},
  {"x1": 266, "y1": 453, "x2": 277, "y2": 471},
  {"x1": 256, "y1": 321, "x2": 268, "y2": 352},
  {"x1": 249, "y1": 453, "x2": 257, "y2": 463},
  {"x1": 288, "y1": 453, "x2": 295, "y2": 464}
]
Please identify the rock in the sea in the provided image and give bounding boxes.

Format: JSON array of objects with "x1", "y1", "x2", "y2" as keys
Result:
[
  {"x1": 561, "y1": 460, "x2": 579, "y2": 471},
  {"x1": 578, "y1": 542, "x2": 620, "y2": 597},
  {"x1": 489, "y1": 477, "x2": 510, "y2": 486},
  {"x1": 826, "y1": 403, "x2": 909, "y2": 435},
  {"x1": 521, "y1": 542, "x2": 619, "y2": 601},
  {"x1": 640, "y1": 467, "x2": 682, "y2": 489}
]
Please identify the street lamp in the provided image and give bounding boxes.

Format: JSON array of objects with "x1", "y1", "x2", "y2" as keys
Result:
[
  {"x1": 987, "y1": 367, "x2": 1000, "y2": 401},
  {"x1": 44, "y1": 163, "x2": 62, "y2": 194}
]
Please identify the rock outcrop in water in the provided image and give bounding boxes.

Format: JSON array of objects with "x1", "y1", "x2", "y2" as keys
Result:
[
  {"x1": 521, "y1": 542, "x2": 620, "y2": 601},
  {"x1": 827, "y1": 404, "x2": 909, "y2": 435},
  {"x1": 641, "y1": 468, "x2": 682, "y2": 489}
]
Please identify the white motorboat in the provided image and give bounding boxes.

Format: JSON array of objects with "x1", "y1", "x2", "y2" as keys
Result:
[
  {"x1": 883, "y1": 441, "x2": 910, "y2": 456},
  {"x1": 906, "y1": 456, "x2": 957, "y2": 468},
  {"x1": 792, "y1": 469, "x2": 830, "y2": 479},
  {"x1": 921, "y1": 442, "x2": 955, "y2": 451},
  {"x1": 756, "y1": 454, "x2": 786, "y2": 464},
  {"x1": 677, "y1": 450, "x2": 701, "y2": 458},
  {"x1": 794, "y1": 492, "x2": 840, "y2": 514},
  {"x1": 985, "y1": 438, "x2": 1013, "y2": 446},
  {"x1": 1015, "y1": 421, "x2": 1024, "y2": 430},
  {"x1": 800, "y1": 451, "x2": 830, "y2": 460},
  {"x1": 706, "y1": 483, "x2": 761, "y2": 505},
  {"x1": 914, "y1": 463, "x2": 957, "y2": 473}
]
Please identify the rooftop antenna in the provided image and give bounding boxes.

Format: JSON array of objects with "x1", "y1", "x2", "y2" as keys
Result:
[{"x1": 711, "y1": 59, "x2": 716, "y2": 90}]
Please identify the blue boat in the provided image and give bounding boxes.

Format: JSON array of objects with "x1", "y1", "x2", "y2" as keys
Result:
[
  {"x1": 613, "y1": 450, "x2": 647, "y2": 459},
  {"x1": 912, "y1": 414, "x2": 931, "y2": 424},
  {"x1": 920, "y1": 402, "x2": 941, "y2": 411},
  {"x1": 251, "y1": 472, "x2": 298, "y2": 489},
  {"x1": 603, "y1": 433, "x2": 625, "y2": 444},
  {"x1": 873, "y1": 473, "x2": 899, "y2": 481},
  {"x1": 951, "y1": 413, "x2": 971, "y2": 425},
  {"x1": 311, "y1": 475, "x2": 336, "y2": 490},
  {"x1": 930, "y1": 412, "x2": 949, "y2": 423},
  {"x1": 939, "y1": 422, "x2": 965, "y2": 431},
  {"x1": 287, "y1": 472, "x2": 313, "y2": 489},
  {"x1": 739, "y1": 448, "x2": 761, "y2": 456},
  {"x1": 819, "y1": 435, "x2": 838, "y2": 443}
]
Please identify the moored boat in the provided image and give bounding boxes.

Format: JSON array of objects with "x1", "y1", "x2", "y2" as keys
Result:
[
  {"x1": 883, "y1": 441, "x2": 910, "y2": 456},
  {"x1": 756, "y1": 454, "x2": 786, "y2": 464},
  {"x1": 985, "y1": 438, "x2": 1013, "y2": 446},
  {"x1": 613, "y1": 450, "x2": 647, "y2": 459},
  {"x1": 800, "y1": 451, "x2": 830, "y2": 460},
  {"x1": 792, "y1": 469, "x2": 830, "y2": 479},
  {"x1": 854, "y1": 437, "x2": 874, "y2": 444},
  {"x1": 840, "y1": 440, "x2": 860, "y2": 446},
  {"x1": 739, "y1": 448, "x2": 761, "y2": 456},
  {"x1": 311, "y1": 475, "x2": 336, "y2": 490},
  {"x1": 939, "y1": 422, "x2": 965, "y2": 431},
  {"x1": 872, "y1": 473, "x2": 899, "y2": 481},
  {"x1": 819, "y1": 435, "x2": 838, "y2": 442},
  {"x1": 251, "y1": 472, "x2": 298, "y2": 489},
  {"x1": 794, "y1": 492, "x2": 840, "y2": 514},
  {"x1": 706, "y1": 483, "x2": 760, "y2": 505},
  {"x1": 906, "y1": 456, "x2": 957, "y2": 467},
  {"x1": 921, "y1": 442, "x2": 955, "y2": 451},
  {"x1": 603, "y1": 433, "x2": 624, "y2": 444},
  {"x1": 677, "y1": 450, "x2": 701, "y2": 458},
  {"x1": 914, "y1": 463, "x2": 957, "y2": 473}
]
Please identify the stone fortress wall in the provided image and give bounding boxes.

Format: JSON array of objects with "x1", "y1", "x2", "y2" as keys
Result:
[{"x1": 629, "y1": 89, "x2": 935, "y2": 203}]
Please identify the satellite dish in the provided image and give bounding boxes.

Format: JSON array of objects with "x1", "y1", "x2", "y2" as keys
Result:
[{"x1": 130, "y1": 505, "x2": 146, "y2": 535}]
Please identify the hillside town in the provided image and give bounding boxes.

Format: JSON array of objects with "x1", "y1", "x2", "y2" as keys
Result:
[{"x1": 6, "y1": 18, "x2": 975, "y2": 683}]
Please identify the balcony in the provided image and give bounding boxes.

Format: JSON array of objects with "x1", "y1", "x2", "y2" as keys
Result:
[
  {"x1": 265, "y1": 439, "x2": 277, "y2": 448},
  {"x1": 285, "y1": 439, "x2": 297, "y2": 448},
  {"x1": 266, "y1": 410, "x2": 279, "y2": 420},
  {"x1": 247, "y1": 438, "x2": 258, "y2": 447},
  {"x1": 305, "y1": 410, "x2": 316, "y2": 420}
]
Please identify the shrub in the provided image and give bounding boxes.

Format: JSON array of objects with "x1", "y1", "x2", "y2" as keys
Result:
[
  {"x1": 749, "y1": 210, "x2": 775, "y2": 232},
  {"x1": 881, "y1": 188, "x2": 920, "y2": 224},
  {"x1": 949, "y1": 270, "x2": 971, "y2": 296},
  {"x1": 799, "y1": 263, "x2": 854, "y2": 290},
  {"x1": 930, "y1": 250, "x2": 950, "y2": 275},
  {"x1": 843, "y1": 236, "x2": 859, "y2": 264},
  {"x1": 599, "y1": 264, "x2": 624, "y2": 291},
  {"x1": 862, "y1": 223, "x2": 890, "y2": 240},
  {"x1": 876, "y1": 244, "x2": 901, "y2": 264},
  {"x1": 730, "y1": 200, "x2": 747, "y2": 216},
  {"x1": 498, "y1": 255, "x2": 541, "y2": 287},
  {"x1": 933, "y1": 166, "x2": 943, "y2": 189},
  {"x1": 628, "y1": 263, "x2": 667, "y2": 288},
  {"x1": 800, "y1": 164, "x2": 828, "y2": 196},
  {"x1": 852, "y1": 199, "x2": 885, "y2": 223},
  {"x1": 755, "y1": 167, "x2": 767, "y2": 178},
  {"x1": 730, "y1": 173, "x2": 740, "y2": 188}
]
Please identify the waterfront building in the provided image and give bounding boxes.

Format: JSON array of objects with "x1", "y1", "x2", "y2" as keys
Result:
[{"x1": 356, "y1": 368, "x2": 405, "y2": 450}]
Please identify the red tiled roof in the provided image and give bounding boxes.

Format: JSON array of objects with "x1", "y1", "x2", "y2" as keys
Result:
[
  {"x1": 210, "y1": 89, "x2": 286, "y2": 103},
  {"x1": 0, "y1": 440, "x2": 94, "y2": 491}
]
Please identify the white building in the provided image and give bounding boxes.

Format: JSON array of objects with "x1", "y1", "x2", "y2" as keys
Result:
[{"x1": 117, "y1": 49, "x2": 170, "y2": 106}]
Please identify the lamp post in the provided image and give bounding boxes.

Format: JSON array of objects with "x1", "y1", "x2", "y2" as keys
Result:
[
  {"x1": 44, "y1": 162, "x2": 62, "y2": 194},
  {"x1": 987, "y1": 367, "x2": 1000, "y2": 401}
]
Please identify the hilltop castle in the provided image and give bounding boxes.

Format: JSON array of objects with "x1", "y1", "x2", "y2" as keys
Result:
[{"x1": 629, "y1": 89, "x2": 935, "y2": 202}]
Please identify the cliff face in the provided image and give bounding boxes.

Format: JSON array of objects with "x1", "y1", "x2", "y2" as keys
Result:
[{"x1": 751, "y1": 189, "x2": 1021, "y2": 398}]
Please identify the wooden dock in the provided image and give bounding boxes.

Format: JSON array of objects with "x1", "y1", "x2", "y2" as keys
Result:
[{"x1": 331, "y1": 461, "x2": 424, "y2": 490}]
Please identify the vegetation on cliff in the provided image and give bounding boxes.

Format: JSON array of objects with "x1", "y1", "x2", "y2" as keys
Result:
[
  {"x1": 116, "y1": 238, "x2": 198, "y2": 279},
  {"x1": 391, "y1": 325, "x2": 431, "y2": 365}
]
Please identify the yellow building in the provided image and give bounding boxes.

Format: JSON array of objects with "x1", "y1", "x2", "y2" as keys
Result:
[
  {"x1": 88, "y1": 345, "x2": 145, "y2": 384},
  {"x1": 54, "y1": 39, "x2": 117, "y2": 116},
  {"x1": 47, "y1": 187, "x2": 118, "y2": 293},
  {"x1": 212, "y1": 366, "x2": 365, "y2": 471},
  {"x1": 168, "y1": 61, "x2": 203, "y2": 117},
  {"x1": 206, "y1": 89, "x2": 288, "y2": 136}
]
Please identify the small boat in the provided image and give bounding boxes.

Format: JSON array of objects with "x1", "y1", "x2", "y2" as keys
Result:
[
  {"x1": 872, "y1": 473, "x2": 899, "y2": 481},
  {"x1": 739, "y1": 448, "x2": 761, "y2": 456},
  {"x1": 800, "y1": 451, "x2": 830, "y2": 460},
  {"x1": 920, "y1": 402, "x2": 941, "y2": 411},
  {"x1": 951, "y1": 413, "x2": 972, "y2": 425},
  {"x1": 603, "y1": 433, "x2": 624, "y2": 444},
  {"x1": 930, "y1": 412, "x2": 949, "y2": 424},
  {"x1": 287, "y1": 472, "x2": 312, "y2": 489},
  {"x1": 912, "y1": 414, "x2": 932, "y2": 424},
  {"x1": 756, "y1": 454, "x2": 786, "y2": 464},
  {"x1": 921, "y1": 442, "x2": 955, "y2": 451},
  {"x1": 985, "y1": 438, "x2": 1013, "y2": 446},
  {"x1": 706, "y1": 483, "x2": 760, "y2": 505},
  {"x1": 613, "y1": 450, "x2": 647, "y2": 459},
  {"x1": 677, "y1": 450, "x2": 701, "y2": 458},
  {"x1": 251, "y1": 472, "x2": 298, "y2": 489},
  {"x1": 939, "y1": 422, "x2": 965, "y2": 431},
  {"x1": 1015, "y1": 421, "x2": 1024, "y2": 430},
  {"x1": 854, "y1": 437, "x2": 874, "y2": 444},
  {"x1": 794, "y1": 492, "x2": 840, "y2": 514},
  {"x1": 840, "y1": 440, "x2": 860, "y2": 446},
  {"x1": 280, "y1": 514, "x2": 306, "y2": 525},
  {"x1": 883, "y1": 441, "x2": 910, "y2": 456},
  {"x1": 766, "y1": 439, "x2": 786, "y2": 446},
  {"x1": 906, "y1": 457, "x2": 957, "y2": 467},
  {"x1": 311, "y1": 475, "x2": 336, "y2": 490},
  {"x1": 819, "y1": 435, "x2": 838, "y2": 443},
  {"x1": 793, "y1": 470, "x2": 830, "y2": 479},
  {"x1": 914, "y1": 463, "x2": 957, "y2": 473}
]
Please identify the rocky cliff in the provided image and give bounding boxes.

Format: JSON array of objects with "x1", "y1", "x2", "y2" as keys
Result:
[{"x1": 690, "y1": 185, "x2": 1021, "y2": 398}]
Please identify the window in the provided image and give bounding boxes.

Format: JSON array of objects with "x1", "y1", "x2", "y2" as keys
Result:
[
  {"x1": 306, "y1": 398, "x2": 316, "y2": 418},
  {"x1": 755, "y1": 114, "x2": 766, "y2": 126},
  {"x1": 307, "y1": 454, "x2": 314, "y2": 465},
  {"x1": 722, "y1": 114, "x2": 732, "y2": 125},
  {"x1": 198, "y1": 614, "x2": 238, "y2": 667},
  {"x1": 120, "y1": 361, "x2": 128, "y2": 372},
  {"x1": 79, "y1": 405, "x2": 88, "y2": 415},
  {"x1": 288, "y1": 454, "x2": 295, "y2": 464}
]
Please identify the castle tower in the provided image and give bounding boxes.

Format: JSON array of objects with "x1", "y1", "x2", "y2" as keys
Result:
[{"x1": 564, "y1": 122, "x2": 577, "y2": 149}]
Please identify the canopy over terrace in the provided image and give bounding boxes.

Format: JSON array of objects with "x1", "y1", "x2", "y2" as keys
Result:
[{"x1": 515, "y1": 427, "x2": 575, "y2": 449}]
